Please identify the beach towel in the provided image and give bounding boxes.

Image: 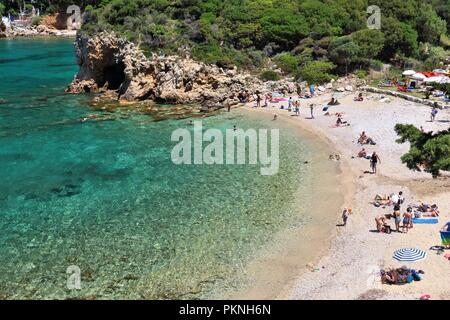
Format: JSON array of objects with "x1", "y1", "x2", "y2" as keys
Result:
[{"x1": 412, "y1": 218, "x2": 439, "y2": 224}]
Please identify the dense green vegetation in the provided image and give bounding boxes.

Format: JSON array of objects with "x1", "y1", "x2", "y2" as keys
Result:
[
  {"x1": 2, "y1": 0, "x2": 449, "y2": 82},
  {"x1": 395, "y1": 124, "x2": 450, "y2": 177}
]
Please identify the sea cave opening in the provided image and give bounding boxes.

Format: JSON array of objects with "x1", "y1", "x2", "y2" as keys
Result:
[{"x1": 103, "y1": 62, "x2": 126, "y2": 90}]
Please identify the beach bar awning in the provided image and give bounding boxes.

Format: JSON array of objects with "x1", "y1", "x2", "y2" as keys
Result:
[{"x1": 393, "y1": 248, "x2": 427, "y2": 262}]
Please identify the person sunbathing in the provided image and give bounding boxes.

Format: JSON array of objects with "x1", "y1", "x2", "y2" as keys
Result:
[
  {"x1": 358, "y1": 131, "x2": 376, "y2": 145},
  {"x1": 375, "y1": 214, "x2": 392, "y2": 232},
  {"x1": 336, "y1": 116, "x2": 349, "y2": 126},
  {"x1": 358, "y1": 131, "x2": 368, "y2": 144},
  {"x1": 358, "y1": 148, "x2": 370, "y2": 159},
  {"x1": 354, "y1": 93, "x2": 364, "y2": 101},
  {"x1": 328, "y1": 98, "x2": 340, "y2": 106}
]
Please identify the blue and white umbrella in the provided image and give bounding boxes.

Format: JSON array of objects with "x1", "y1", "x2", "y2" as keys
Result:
[{"x1": 393, "y1": 248, "x2": 427, "y2": 262}]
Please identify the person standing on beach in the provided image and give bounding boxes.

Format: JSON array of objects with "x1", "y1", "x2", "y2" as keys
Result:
[
  {"x1": 256, "y1": 93, "x2": 261, "y2": 108},
  {"x1": 288, "y1": 97, "x2": 293, "y2": 111},
  {"x1": 393, "y1": 203, "x2": 402, "y2": 233},
  {"x1": 309, "y1": 84, "x2": 315, "y2": 97},
  {"x1": 342, "y1": 208, "x2": 351, "y2": 226},
  {"x1": 295, "y1": 101, "x2": 300, "y2": 116},
  {"x1": 402, "y1": 208, "x2": 413, "y2": 234},
  {"x1": 310, "y1": 104, "x2": 315, "y2": 119},
  {"x1": 431, "y1": 105, "x2": 438, "y2": 122},
  {"x1": 370, "y1": 152, "x2": 381, "y2": 174}
]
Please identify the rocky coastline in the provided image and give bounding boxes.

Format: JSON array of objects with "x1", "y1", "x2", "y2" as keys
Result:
[
  {"x1": 0, "y1": 25, "x2": 76, "y2": 38},
  {"x1": 66, "y1": 32, "x2": 367, "y2": 111}
]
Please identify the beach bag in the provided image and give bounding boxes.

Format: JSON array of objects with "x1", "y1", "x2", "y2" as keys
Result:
[
  {"x1": 406, "y1": 275, "x2": 414, "y2": 283},
  {"x1": 411, "y1": 270, "x2": 421, "y2": 281},
  {"x1": 384, "y1": 225, "x2": 392, "y2": 234}
]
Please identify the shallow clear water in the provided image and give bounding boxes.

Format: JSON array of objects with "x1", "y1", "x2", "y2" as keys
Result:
[{"x1": 0, "y1": 39, "x2": 325, "y2": 299}]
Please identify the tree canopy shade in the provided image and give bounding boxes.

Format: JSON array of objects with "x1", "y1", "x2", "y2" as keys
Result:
[{"x1": 395, "y1": 124, "x2": 450, "y2": 177}]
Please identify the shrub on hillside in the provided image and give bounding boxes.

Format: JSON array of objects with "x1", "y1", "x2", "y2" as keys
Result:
[
  {"x1": 31, "y1": 16, "x2": 42, "y2": 27},
  {"x1": 296, "y1": 61, "x2": 336, "y2": 84},
  {"x1": 260, "y1": 70, "x2": 281, "y2": 81}
]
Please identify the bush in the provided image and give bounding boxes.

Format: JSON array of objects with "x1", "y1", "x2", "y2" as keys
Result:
[
  {"x1": 370, "y1": 59, "x2": 384, "y2": 71},
  {"x1": 355, "y1": 69, "x2": 367, "y2": 79},
  {"x1": 31, "y1": 16, "x2": 42, "y2": 27},
  {"x1": 273, "y1": 52, "x2": 299, "y2": 74},
  {"x1": 296, "y1": 61, "x2": 336, "y2": 84},
  {"x1": 260, "y1": 70, "x2": 280, "y2": 81}
]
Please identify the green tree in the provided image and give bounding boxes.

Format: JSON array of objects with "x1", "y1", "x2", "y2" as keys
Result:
[
  {"x1": 328, "y1": 36, "x2": 360, "y2": 73},
  {"x1": 296, "y1": 60, "x2": 336, "y2": 84},
  {"x1": 273, "y1": 52, "x2": 300, "y2": 74},
  {"x1": 416, "y1": 4, "x2": 447, "y2": 44},
  {"x1": 381, "y1": 17, "x2": 419, "y2": 59},
  {"x1": 395, "y1": 124, "x2": 450, "y2": 177},
  {"x1": 351, "y1": 29, "x2": 385, "y2": 61}
]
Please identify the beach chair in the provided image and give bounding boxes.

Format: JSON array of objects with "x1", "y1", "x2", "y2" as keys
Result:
[{"x1": 440, "y1": 222, "x2": 450, "y2": 246}]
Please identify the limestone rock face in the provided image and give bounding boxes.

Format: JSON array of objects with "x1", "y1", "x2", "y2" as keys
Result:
[{"x1": 67, "y1": 32, "x2": 270, "y2": 109}]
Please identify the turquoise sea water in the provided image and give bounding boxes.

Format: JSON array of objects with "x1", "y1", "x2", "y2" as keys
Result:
[{"x1": 0, "y1": 39, "x2": 329, "y2": 299}]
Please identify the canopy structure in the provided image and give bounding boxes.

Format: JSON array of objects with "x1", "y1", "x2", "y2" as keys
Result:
[
  {"x1": 393, "y1": 248, "x2": 427, "y2": 262},
  {"x1": 402, "y1": 70, "x2": 416, "y2": 76}
]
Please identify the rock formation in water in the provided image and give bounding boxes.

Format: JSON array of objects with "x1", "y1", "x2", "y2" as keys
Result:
[
  {"x1": 66, "y1": 32, "x2": 369, "y2": 110},
  {"x1": 67, "y1": 32, "x2": 305, "y2": 109}
]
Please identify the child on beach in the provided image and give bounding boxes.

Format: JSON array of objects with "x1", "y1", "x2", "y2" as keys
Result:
[
  {"x1": 310, "y1": 104, "x2": 315, "y2": 119},
  {"x1": 342, "y1": 208, "x2": 351, "y2": 226}
]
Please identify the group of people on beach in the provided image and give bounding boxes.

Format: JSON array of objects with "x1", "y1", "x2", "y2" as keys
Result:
[{"x1": 374, "y1": 191, "x2": 414, "y2": 233}]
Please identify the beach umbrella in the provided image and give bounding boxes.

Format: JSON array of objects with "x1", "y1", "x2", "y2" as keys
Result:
[
  {"x1": 402, "y1": 70, "x2": 416, "y2": 76},
  {"x1": 433, "y1": 69, "x2": 448, "y2": 75},
  {"x1": 424, "y1": 76, "x2": 449, "y2": 84},
  {"x1": 393, "y1": 248, "x2": 427, "y2": 262},
  {"x1": 412, "y1": 73, "x2": 427, "y2": 81}
]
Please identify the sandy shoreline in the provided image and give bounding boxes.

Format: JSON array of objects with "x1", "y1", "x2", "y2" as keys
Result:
[
  {"x1": 243, "y1": 91, "x2": 450, "y2": 300},
  {"x1": 223, "y1": 110, "x2": 352, "y2": 299}
]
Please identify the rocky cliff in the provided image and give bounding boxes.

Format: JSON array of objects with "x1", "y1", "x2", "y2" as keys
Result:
[
  {"x1": 67, "y1": 32, "x2": 286, "y2": 109},
  {"x1": 66, "y1": 32, "x2": 368, "y2": 110}
]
